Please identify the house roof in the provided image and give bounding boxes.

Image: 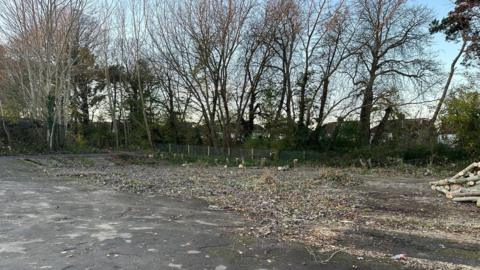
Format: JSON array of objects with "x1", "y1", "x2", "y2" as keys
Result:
[
  {"x1": 321, "y1": 120, "x2": 359, "y2": 135},
  {"x1": 371, "y1": 118, "x2": 430, "y2": 133}
]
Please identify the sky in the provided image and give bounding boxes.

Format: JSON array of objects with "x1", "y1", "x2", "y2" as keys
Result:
[{"x1": 414, "y1": 0, "x2": 462, "y2": 69}]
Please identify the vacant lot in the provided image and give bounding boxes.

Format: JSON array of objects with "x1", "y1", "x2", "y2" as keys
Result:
[{"x1": 35, "y1": 154, "x2": 480, "y2": 269}]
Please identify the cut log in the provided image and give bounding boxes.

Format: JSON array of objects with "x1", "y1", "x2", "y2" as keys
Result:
[
  {"x1": 430, "y1": 179, "x2": 449, "y2": 186},
  {"x1": 450, "y1": 191, "x2": 480, "y2": 198},
  {"x1": 453, "y1": 162, "x2": 479, "y2": 179},
  {"x1": 466, "y1": 175, "x2": 480, "y2": 182},
  {"x1": 452, "y1": 196, "x2": 480, "y2": 202},
  {"x1": 433, "y1": 186, "x2": 450, "y2": 196},
  {"x1": 430, "y1": 175, "x2": 480, "y2": 186},
  {"x1": 430, "y1": 162, "x2": 480, "y2": 206},
  {"x1": 450, "y1": 184, "x2": 463, "y2": 191}
]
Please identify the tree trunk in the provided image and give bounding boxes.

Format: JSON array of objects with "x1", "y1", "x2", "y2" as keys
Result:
[
  {"x1": 298, "y1": 72, "x2": 308, "y2": 126},
  {"x1": 275, "y1": 72, "x2": 287, "y2": 122},
  {"x1": 113, "y1": 85, "x2": 119, "y2": 149},
  {"x1": 80, "y1": 84, "x2": 89, "y2": 136},
  {"x1": 221, "y1": 85, "x2": 231, "y2": 148},
  {"x1": 371, "y1": 106, "x2": 393, "y2": 145},
  {"x1": 0, "y1": 100, "x2": 11, "y2": 148},
  {"x1": 359, "y1": 86, "x2": 374, "y2": 145},
  {"x1": 359, "y1": 63, "x2": 378, "y2": 145},
  {"x1": 136, "y1": 68, "x2": 153, "y2": 149},
  {"x1": 317, "y1": 78, "x2": 330, "y2": 128},
  {"x1": 245, "y1": 90, "x2": 256, "y2": 138},
  {"x1": 430, "y1": 38, "x2": 467, "y2": 126},
  {"x1": 285, "y1": 70, "x2": 293, "y2": 122}
]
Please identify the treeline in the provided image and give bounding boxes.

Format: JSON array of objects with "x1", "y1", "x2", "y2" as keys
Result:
[{"x1": 0, "y1": 0, "x2": 478, "y2": 154}]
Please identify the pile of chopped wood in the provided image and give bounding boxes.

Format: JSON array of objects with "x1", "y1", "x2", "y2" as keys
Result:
[{"x1": 430, "y1": 162, "x2": 480, "y2": 207}]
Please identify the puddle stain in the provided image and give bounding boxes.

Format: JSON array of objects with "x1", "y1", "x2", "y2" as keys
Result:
[
  {"x1": 64, "y1": 232, "x2": 84, "y2": 239},
  {"x1": 91, "y1": 223, "x2": 132, "y2": 241},
  {"x1": 0, "y1": 239, "x2": 43, "y2": 254},
  {"x1": 194, "y1": 220, "x2": 218, "y2": 226},
  {"x1": 168, "y1": 263, "x2": 182, "y2": 269},
  {"x1": 129, "y1": 227, "x2": 154, "y2": 231}
]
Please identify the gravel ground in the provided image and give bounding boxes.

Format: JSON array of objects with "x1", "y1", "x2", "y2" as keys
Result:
[{"x1": 38, "y1": 154, "x2": 480, "y2": 270}]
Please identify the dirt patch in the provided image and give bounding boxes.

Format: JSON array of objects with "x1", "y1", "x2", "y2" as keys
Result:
[
  {"x1": 339, "y1": 228, "x2": 480, "y2": 266},
  {"x1": 44, "y1": 155, "x2": 480, "y2": 269}
]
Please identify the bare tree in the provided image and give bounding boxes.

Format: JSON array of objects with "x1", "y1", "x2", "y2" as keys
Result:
[
  {"x1": 131, "y1": 0, "x2": 153, "y2": 148},
  {"x1": 296, "y1": 0, "x2": 329, "y2": 127},
  {"x1": 234, "y1": 3, "x2": 277, "y2": 140},
  {"x1": 98, "y1": 0, "x2": 119, "y2": 148},
  {"x1": 148, "y1": 0, "x2": 220, "y2": 146},
  {"x1": 268, "y1": 0, "x2": 301, "y2": 124},
  {"x1": 149, "y1": 0, "x2": 253, "y2": 147},
  {"x1": 0, "y1": 0, "x2": 92, "y2": 149},
  {"x1": 352, "y1": 0, "x2": 435, "y2": 144},
  {"x1": 314, "y1": 4, "x2": 357, "y2": 128}
]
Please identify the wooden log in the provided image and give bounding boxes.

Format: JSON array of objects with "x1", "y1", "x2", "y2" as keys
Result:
[
  {"x1": 450, "y1": 184, "x2": 463, "y2": 191},
  {"x1": 433, "y1": 186, "x2": 450, "y2": 196},
  {"x1": 450, "y1": 191, "x2": 480, "y2": 198},
  {"x1": 430, "y1": 162, "x2": 480, "y2": 186},
  {"x1": 466, "y1": 175, "x2": 480, "y2": 182},
  {"x1": 430, "y1": 175, "x2": 480, "y2": 186},
  {"x1": 430, "y1": 179, "x2": 449, "y2": 186},
  {"x1": 453, "y1": 162, "x2": 479, "y2": 179},
  {"x1": 452, "y1": 196, "x2": 480, "y2": 202}
]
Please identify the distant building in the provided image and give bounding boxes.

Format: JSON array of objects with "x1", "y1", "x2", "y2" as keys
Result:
[
  {"x1": 251, "y1": 124, "x2": 267, "y2": 139},
  {"x1": 437, "y1": 123, "x2": 457, "y2": 145},
  {"x1": 320, "y1": 120, "x2": 359, "y2": 139},
  {"x1": 370, "y1": 118, "x2": 430, "y2": 144}
]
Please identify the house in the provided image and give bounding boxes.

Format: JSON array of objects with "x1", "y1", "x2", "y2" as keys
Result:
[
  {"x1": 370, "y1": 118, "x2": 431, "y2": 144},
  {"x1": 437, "y1": 122, "x2": 457, "y2": 145},
  {"x1": 318, "y1": 120, "x2": 361, "y2": 146},
  {"x1": 251, "y1": 124, "x2": 267, "y2": 139}
]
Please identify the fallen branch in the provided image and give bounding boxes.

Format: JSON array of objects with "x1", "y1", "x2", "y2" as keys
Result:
[{"x1": 320, "y1": 249, "x2": 344, "y2": 264}]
